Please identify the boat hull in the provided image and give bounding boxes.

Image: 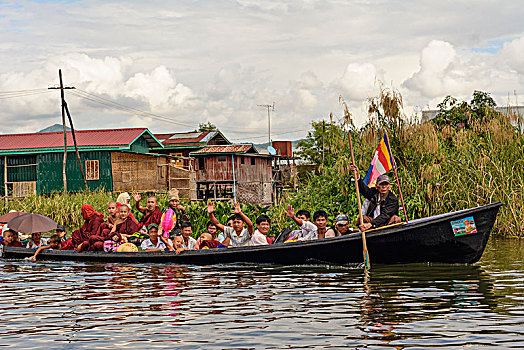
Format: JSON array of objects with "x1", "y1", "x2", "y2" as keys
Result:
[{"x1": 0, "y1": 203, "x2": 502, "y2": 265}]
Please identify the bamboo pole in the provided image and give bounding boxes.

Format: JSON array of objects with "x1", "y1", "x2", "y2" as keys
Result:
[{"x1": 348, "y1": 132, "x2": 370, "y2": 270}]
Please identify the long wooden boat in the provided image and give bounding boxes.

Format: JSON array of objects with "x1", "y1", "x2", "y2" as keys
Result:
[{"x1": 0, "y1": 202, "x2": 502, "y2": 265}]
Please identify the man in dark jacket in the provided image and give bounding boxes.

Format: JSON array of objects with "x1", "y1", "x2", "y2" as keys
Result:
[{"x1": 350, "y1": 165, "x2": 401, "y2": 231}]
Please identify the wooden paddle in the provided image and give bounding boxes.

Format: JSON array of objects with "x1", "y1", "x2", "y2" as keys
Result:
[{"x1": 348, "y1": 132, "x2": 371, "y2": 270}]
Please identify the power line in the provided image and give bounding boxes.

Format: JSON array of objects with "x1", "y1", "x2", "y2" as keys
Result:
[
  {"x1": 0, "y1": 90, "x2": 52, "y2": 100},
  {"x1": 230, "y1": 128, "x2": 309, "y2": 141},
  {"x1": 0, "y1": 87, "x2": 309, "y2": 137}
]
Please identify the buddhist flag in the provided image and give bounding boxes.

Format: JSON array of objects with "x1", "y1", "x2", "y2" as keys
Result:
[{"x1": 363, "y1": 133, "x2": 394, "y2": 186}]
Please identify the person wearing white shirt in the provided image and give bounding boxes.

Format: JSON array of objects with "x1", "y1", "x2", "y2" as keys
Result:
[
  {"x1": 208, "y1": 201, "x2": 254, "y2": 247},
  {"x1": 250, "y1": 215, "x2": 271, "y2": 246},
  {"x1": 141, "y1": 224, "x2": 174, "y2": 251},
  {"x1": 180, "y1": 221, "x2": 197, "y2": 249}
]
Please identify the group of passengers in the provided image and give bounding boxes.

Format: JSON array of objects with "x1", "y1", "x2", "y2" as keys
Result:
[{"x1": 2, "y1": 166, "x2": 400, "y2": 260}]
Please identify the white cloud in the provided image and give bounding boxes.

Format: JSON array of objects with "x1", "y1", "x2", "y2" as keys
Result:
[
  {"x1": 336, "y1": 63, "x2": 380, "y2": 101},
  {"x1": 500, "y1": 36, "x2": 524, "y2": 75},
  {"x1": 1, "y1": 1, "x2": 524, "y2": 139},
  {"x1": 403, "y1": 40, "x2": 493, "y2": 101}
]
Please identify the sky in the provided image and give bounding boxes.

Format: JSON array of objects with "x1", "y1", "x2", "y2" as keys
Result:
[{"x1": 1, "y1": 0, "x2": 524, "y2": 143}]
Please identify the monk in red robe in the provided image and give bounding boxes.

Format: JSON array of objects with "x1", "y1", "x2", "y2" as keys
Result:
[
  {"x1": 133, "y1": 193, "x2": 162, "y2": 232},
  {"x1": 89, "y1": 204, "x2": 140, "y2": 251},
  {"x1": 72, "y1": 204, "x2": 104, "y2": 251}
]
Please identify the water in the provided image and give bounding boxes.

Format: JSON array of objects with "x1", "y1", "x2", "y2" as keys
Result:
[{"x1": 1, "y1": 238, "x2": 523, "y2": 349}]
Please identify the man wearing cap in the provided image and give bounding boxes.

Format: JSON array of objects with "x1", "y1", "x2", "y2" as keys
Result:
[
  {"x1": 350, "y1": 165, "x2": 401, "y2": 231},
  {"x1": 326, "y1": 214, "x2": 356, "y2": 236}
]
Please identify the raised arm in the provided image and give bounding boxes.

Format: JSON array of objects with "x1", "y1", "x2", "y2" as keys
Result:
[
  {"x1": 285, "y1": 204, "x2": 303, "y2": 227},
  {"x1": 132, "y1": 192, "x2": 146, "y2": 213},
  {"x1": 160, "y1": 236, "x2": 174, "y2": 251},
  {"x1": 234, "y1": 202, "x2": 253, "y2": 234},
  {"x1": 350, "y1": 164, "x2": 375, "y2": 199},
  {"x1": 207, "y1": 201, "x2": 225, "y2": 232}
]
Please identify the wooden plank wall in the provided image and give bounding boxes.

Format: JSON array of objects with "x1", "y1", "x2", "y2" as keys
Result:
[
  {"x1": 195, "y1": 155, "x2": 271, "y2": 182},
  {"x1": 169, "y1": 165, "x2": 197, "y2": 200},
  {"x1": 195, "y1": 155, "x2": 273, "y2": 204}
]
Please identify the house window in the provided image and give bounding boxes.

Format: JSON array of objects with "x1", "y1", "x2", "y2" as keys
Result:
[
  {"x1": 218, "y1": 156, "x2": 227, "y2": 162},
  {"x1": 171, "y1": 153, "x2": 183, "y2": 168},
  {"x1": 241, "y1": 156, "x2": 245, "y2": 164},
  {"x1": 251, "y1": 157, "x2": 256, "y2": 165},
  {"x1": 85, "y1": 160, "x2": 99, "y2": 180},
  {"x1": 198, "y1": 157, "x2": 205, "y2": 170}
]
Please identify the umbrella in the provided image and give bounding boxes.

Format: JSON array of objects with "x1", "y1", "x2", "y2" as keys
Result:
[
  {"x1": 0, "y1": 211, "x2": 28, "y2": 224},
  {"x1": 7, "y1": 213, "x2": 57, "y2": 233}
]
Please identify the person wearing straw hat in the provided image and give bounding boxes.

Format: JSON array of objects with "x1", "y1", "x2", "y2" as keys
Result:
[{"x1": 163, "y1": 188, "x2": 189, "y2": 238}]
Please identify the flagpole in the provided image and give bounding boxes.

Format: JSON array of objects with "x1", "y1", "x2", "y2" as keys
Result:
[
  {"x1": 348, "y1": 132, "x2": 371, "y2": 270},
  {"x1": 385, "y1": 130, "x2": 409, "y2": 223}
]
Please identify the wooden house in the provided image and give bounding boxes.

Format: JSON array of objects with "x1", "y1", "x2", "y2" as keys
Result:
[
  {"x1": 0, "y1": 128, "x2": 190, "y2": 197},
  {"x1": 152, "y1": 130, "x2": 230, "y2": 169},
  {"x1": 190, "y1": 144, "x2": 273, "y2": 205}
]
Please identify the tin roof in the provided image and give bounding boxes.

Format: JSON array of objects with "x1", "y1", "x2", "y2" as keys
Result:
[
  {"x1": 191, "y1": 144, "x2": 258, "y2": 155},
  {"x1": 0, "y1": 128, "x2": 163, "y2": 155},
  {"x1": 154, "y1": 130, "x2": 230, "y2": 148}
]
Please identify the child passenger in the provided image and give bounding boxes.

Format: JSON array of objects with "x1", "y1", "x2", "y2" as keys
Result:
[
  {"x1": 208, "y1": 201, "x2": 254, "y2": 247},
  {"x1": 194, "y1": 221, "x2": 217, "y2": 249},
  {"x1": 1, "y1": 228, "x2": 23, "y2": 247},
  {"x1": 26, "y1": 234, "x2": 62, "y2": 261}
]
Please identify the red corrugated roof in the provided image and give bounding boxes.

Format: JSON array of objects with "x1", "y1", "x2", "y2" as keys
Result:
[
  {"x1": 192, "y1": 144, "x2": 256, "y2": 154},
  {"x1": 0, "y1": 128, "x2": 154, "y2": 151}
]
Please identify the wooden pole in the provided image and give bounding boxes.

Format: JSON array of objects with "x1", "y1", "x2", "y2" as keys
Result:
[
  {"x1": 59, "y1": 70, "x2": 68, "y2": 194},
  {"x1": 64, "y1": 103, "x2": 89, "y2": 191},
  {"x1": 4, "y1": 156, "x2": 8, "y2": 200},
  {"x1": 348, "y1": 132, "x2": 370, "y2": 270},
  {"x1": 232, "y1": 154, "x2": 237, "y2": 202},
  {"x1": 385, "y1": 130, "x2": 409, "y2": 223}
]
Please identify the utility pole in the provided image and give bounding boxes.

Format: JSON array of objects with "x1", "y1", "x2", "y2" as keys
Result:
[
  {"x1": 49, "y1": 70, "x2": 88, "y2": 193},
  {"x1": 258, "y1": 102, "x2": 274, "y2": 145}
]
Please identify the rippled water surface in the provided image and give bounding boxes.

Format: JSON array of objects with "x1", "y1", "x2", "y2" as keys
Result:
[{"x1": 1, "y1": 238, "x2": 523, "y2": 349}]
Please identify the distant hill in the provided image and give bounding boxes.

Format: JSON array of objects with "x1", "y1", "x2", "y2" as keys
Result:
[{"x1": 37, "y1": 124, "x2": 71, "y2": 133}]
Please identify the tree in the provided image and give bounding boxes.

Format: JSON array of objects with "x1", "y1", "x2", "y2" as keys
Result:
[
  {"x1": 198, "y1": 122, "x2": 217, "y2": 132},
  {"x1": 433, "y1": 91, "x2": 497, "y2": 129}
]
